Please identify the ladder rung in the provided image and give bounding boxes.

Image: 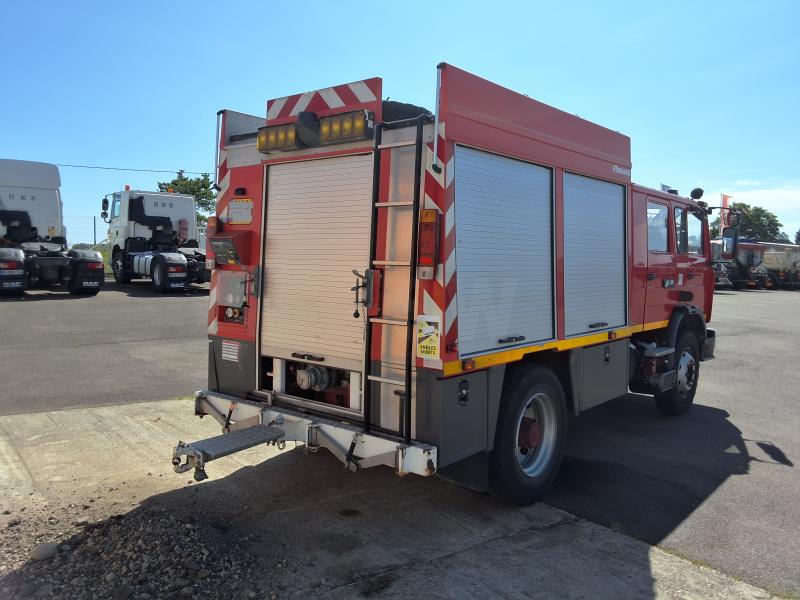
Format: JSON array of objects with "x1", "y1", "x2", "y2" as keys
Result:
[
  {"x1": 374, "y1": 201, "x2": 413, "y2": 208},
  {"x1": 367, "y1": 375, "x2": 405, "y2": 386},
  {"x1": 370, "y1": 318, "x2": 408, "y2": 326},
  {"x1": 377, "y1": 140, "x2": 416, "y2": 150},
  {"x1": 372, "y1": 260, "x2": 411, "y2": 266}
]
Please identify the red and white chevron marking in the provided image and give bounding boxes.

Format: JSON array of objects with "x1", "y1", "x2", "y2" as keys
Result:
[
  {"x1": 417, "y1": 123, "x2": 458, "y2": 367},
  {"x1": 266, "y1": 78, "x2": 382, "y2": 125}
]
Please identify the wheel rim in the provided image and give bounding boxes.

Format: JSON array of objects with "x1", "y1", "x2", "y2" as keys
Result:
[
  {"x1": 514, "y1": 392, "x2": 558, "y2": 478},
  {"x1": 676, "y1": 350, "x2": 697, "y2": 397},
  {"x1": 113, "y1": 255, "x2": 122, "y2": 277}
]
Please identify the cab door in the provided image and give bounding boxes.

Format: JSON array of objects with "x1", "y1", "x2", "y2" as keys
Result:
[
  {"x1": 644, "y1": 199, "x2": 678, "y2": 325},
  {"x1": 675, "y1": 205, "x2": 710, "y2": 315}
]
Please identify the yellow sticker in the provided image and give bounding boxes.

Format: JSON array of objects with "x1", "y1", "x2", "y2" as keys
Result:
[{"x1": 416, "y1": 316, "x2": 440, "y2": 359}]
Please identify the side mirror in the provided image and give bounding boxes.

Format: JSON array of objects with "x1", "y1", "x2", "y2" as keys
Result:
[
  {"x1": 690, "y1": 187, "x2": 704, "y2": 200},
  {"x1": 721, "y1": 226, "x2": 738, "y2": 261},
  {"x1": 101, "y1": 211, "x2": 109, "y2": 220},
  {"x1": 101, "y1": 198, "x2": 109, "y2": 211},
  {"x1": 728, "y1": 211, "x2": 741, "y2": 227}
]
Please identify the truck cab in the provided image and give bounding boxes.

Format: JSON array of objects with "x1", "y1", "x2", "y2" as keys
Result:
[
  {"x1": 0, "y1": 159, "x2": 104, "y2": 295},
  {"x1": 103, "y1": 188, "x2": 209, "y2": 292}
]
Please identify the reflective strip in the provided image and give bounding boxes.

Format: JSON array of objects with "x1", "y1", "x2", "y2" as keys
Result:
[
  {"x1": 267, "y1": 97, "x2": 288, "y2": 121},
  {"x1": 318, "y1": 87, "x2": 345, "y2": 109},
  {"x1": 348, "y1": 81, "x2": 376, "y2": 102},
  {"x1": 289, "y1": 92, "x2": 314, "y2": 116}
]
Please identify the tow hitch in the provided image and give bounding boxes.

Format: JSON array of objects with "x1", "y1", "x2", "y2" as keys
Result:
[{"x1": 172, "y1": 424, "x2": 285, "y2": 481}]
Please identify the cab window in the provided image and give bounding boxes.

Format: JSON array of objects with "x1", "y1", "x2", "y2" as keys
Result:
[
  {"x1": 110, "y1": 194, "x2": 121, "y2": 219},
  {"x1": 687, "y1": 211, "x2": 704, "y2": 255},
  {"x1": 674, "y1": 206, "x2": 687, "y2": 254},
  {"x1": 647, "y1": 202, "x2": 669, "y2": 252}
]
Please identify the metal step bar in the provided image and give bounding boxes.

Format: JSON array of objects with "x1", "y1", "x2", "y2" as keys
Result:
[
  {"x1": 172, "y1": 424, "x2": 285, "y2": 481},
  {"x1": 175, "y1": 391, "x2": 437, "y2": 479}
]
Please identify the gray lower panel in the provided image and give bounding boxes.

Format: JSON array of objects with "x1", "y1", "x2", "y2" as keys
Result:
[
  {"x1": 569, "y1": 339, "x2": 629, "y2": 412},
  {"x1": 416, "y1": 366, "x2": 506, "y2": 468},
  {"x1": 209, "y1": 337, "x2": 257, "y2": 399}
]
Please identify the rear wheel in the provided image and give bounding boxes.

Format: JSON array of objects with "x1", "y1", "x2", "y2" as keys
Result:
[
  {"x1": 112, "y1": 252, "x2": 131, "y2": 284},
  {"x1": 655, "y1": 330, "x2": 699, "y2": 415},
  {"x1": 151, "y1": 260, "x2": 167, "y2": 293},
  {"x1": 491, "y1": 365, "x2": 566, "y2": 505}
]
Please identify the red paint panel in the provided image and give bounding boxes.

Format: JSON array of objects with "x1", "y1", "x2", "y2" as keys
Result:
[
  {"x1": 213, "y1": 164, "x2": 264, "y2": 343},
  {"x1": 439, "y1": 64, "x2": 631, "y2": 185}
]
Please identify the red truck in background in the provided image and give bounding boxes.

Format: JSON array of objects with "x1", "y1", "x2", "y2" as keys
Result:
[{"x1": 172, "y1": 64, "x2": 736, "y2": 504}]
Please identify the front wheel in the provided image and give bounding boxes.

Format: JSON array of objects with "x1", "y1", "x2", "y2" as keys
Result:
[
  {"x1": 491, "y1": 365, "x2": 566, "y2": 505},
  {"x1": 655, "y1": 330, "x2": 699, "y2": 415}
]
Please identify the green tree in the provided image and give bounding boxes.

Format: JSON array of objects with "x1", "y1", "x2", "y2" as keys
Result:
[
  {"x1": 795, "y1": 229, "x2": 800, "y2": 245},
  {"x1": 157, "y1": 171, "x2": 215, "y2": 223},
  {"x1": 776, "y1": 231, "x2": 791, "y2": 243}
]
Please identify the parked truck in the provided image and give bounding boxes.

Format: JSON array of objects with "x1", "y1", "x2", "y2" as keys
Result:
[
  {"x1": 0, "y1": 159, "x2": 104, "y2": 295},
  {"x1": 759, "y1": 242, "x2": 800, "y2": 289},
  {"x1": 101, "y1": 187, "x2": 210, "y2": 292},
  {"x1": 172, "y1": 65, "x2": 734, "y2": 504}
]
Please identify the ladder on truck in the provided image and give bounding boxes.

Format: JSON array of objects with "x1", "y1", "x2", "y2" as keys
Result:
[{"x1": 362, "y1": 114, "x2": 431, "y2": 444}]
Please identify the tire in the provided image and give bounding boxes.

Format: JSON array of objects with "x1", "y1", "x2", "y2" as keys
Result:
[
  {"x1": 112, "y1": 252, "x2": 131, "y2": 284},
  {"x1": 491, "y1": 365, "x2": 567, "y2": 505},
  {"x1": 655, "y1": 330, "x2": 700, "y2": 416},
  {"x1": 151, "y1": 259, "x2": 167, "y2": 293}
]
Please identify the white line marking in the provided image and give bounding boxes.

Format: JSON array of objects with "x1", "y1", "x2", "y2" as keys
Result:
[
  {"x1": 348, "y1": 81, "x2": 376, "y2": 102},
  {"x1": 445, "y1": 251, "x2": 456, "y2": 286},
  {"x1": 267, "y1": 97, "x2": 288, "y2": 121},
  {"x1": 290, "y1": 92, "x2": 314, "y2": 116},
  {"x1": 319, "y1": 87, "x2": 345, "y2": 109},
  {"x1": 445, "y1": 297, "x2": 458, "y2": 333},
  {"x1": 445, "y1": 204, "x2": 454, "y2": 236}
]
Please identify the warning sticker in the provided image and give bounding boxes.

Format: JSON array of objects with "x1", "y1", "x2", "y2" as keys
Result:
[
  {"x1": 227, "y1": 198, "x2": 253, "y2": 225},
  {"x1": 416, "y1": 316, "x2": 440, "y2": 359}
]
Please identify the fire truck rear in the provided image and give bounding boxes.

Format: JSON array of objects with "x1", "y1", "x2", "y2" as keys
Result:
[{"x1": 173, "y1": 64, "x2": 728, "y2": 504}]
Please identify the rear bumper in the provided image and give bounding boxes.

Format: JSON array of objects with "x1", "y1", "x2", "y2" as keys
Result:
[{"x1": 192, "y1": 390, "x2": 437, "y2": 477}]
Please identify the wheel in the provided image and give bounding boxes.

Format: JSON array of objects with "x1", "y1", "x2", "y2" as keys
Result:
[
  {"x1": 491, "y1": 365, "x2": 567, "y2": 505},
  {"x1": 151, "y1": 260, "x2": 167, "y2": 293},
  {"x1": 655, "y1": 330, "x2": 699, "y2": 416},
  {"x1": 767, "y1": 272, "x2": 780, "y2": 289},
  {"x1": 112, "y1": 252, "x2": 131, "y2": 284}
]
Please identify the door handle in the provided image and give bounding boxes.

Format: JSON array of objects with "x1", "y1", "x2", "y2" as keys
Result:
[
  {"x1": 498, "y1": 336, "x2": 526, "y2": 344},
  {"x1": 647, "y1": 273, "x2": 656, "y2": 281},
  {"x1": 291, "y1": 352, "x2": 325, "y2": 362},
  {"x1": 687, "y1": 273, "x2": 695, "y2": 280}
]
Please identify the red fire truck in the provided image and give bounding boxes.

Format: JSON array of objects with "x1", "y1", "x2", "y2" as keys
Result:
[{"x1": 173, "y1": 64, "x2": 733, "y2": 504}]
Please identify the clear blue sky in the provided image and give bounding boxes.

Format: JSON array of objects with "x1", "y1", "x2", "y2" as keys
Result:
[{"x1": 2, "y1": 0, "x2": 798, "y2": 242}]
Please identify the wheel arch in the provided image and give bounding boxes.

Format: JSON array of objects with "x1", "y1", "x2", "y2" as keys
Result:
[{"x1": 664, "y1": 305, "x2": 706, "y2": 365}]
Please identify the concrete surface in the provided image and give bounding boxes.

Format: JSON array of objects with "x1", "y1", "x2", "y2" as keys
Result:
[
  {"x1": 0, "y1": 282, "x2": 208, "y2": 416},
  {"x1": 0, "y1": 398, "x2": 776, "y2": 599},
  {"x1": 546, "y1": 289, "x2": 800, "y2": 597},
  {"x1": 1, "y1": 282, "x2": 797, "y2": 596}
]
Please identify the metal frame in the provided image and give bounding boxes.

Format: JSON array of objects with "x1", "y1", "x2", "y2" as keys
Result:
[{"x1": 193, "y1": 390, "x2": 437, "y2": 477}]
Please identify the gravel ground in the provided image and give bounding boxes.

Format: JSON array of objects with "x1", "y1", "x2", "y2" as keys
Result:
[{"x1": 0, "y1": 487, "x2": 295, "y2": 600}]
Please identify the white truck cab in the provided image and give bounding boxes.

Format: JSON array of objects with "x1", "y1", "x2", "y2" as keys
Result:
[{"x1": 102, "y1": 188, "x2": 209, "y2": 292}]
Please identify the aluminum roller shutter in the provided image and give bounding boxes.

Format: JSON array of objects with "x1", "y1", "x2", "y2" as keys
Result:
[
  {"x1": 260, "y1": 153, "x2": 373, "y2": 372},
  {"x1": 563, "y1": 173, "x2": 626, "y2": 336},
  {"x1": 454, "y1": 146, "x2": 554, "y2": 357}
]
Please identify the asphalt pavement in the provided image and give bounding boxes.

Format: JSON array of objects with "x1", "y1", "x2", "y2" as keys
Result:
[
  {"x1": 0, "y1": 281, "x2": 208, "y2": 415},
  {"x1": 0, "y1": 283, "x2": 797, "y2": 596}
]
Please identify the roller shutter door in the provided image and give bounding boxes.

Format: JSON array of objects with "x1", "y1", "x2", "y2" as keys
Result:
[
  {"x1": 563, "y1": 173, "x2": 626, "y2": 336},
  {"x1": 454, "y1": 146, "x2": 554, "y2": 356},
  {"x1": 260, "y1": 154, "x2": 373, "y2": 372}
]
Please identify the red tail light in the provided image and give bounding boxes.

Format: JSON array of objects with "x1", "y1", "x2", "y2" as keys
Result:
[
  {"x1": 86, "y1": 262, "x2": 104, "y2": 270},
  {"x1": 167, "y1": 265, "x2": 186, "y2": 273},
  {"x1": 0, "y1": 261, "x2": 21, "y2": 269},
  {"x1": 416, "y1": 209, "x2": 440, "y2": 280}
]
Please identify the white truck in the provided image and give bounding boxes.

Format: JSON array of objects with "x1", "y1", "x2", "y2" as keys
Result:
[
  {"x1": 101, "y1": 187, "x2": 210, "y2": 292},
  {"x1": 0, "y1": 159, "x2": 104, "y2": 295}
]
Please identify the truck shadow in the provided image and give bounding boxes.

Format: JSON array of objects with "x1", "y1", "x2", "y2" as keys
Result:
[
  {"x1": 546, "y1": 394, "x2": 781, "y2": 546},
  {"x1": 2, "y1": 397, "x2": 781, "y2": 599},
  {"x1": 103, "y1": 280, "x2": 210, "y2": 298}
]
